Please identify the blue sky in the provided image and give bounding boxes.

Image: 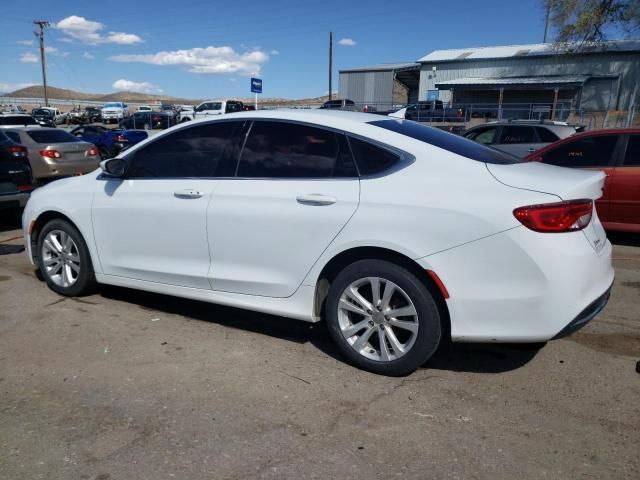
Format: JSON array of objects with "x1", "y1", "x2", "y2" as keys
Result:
[{"x1": 1, "y1": 0, "x2": 551, "y2": 99}]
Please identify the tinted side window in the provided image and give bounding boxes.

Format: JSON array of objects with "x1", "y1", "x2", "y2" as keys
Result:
[
  {"x1": 237, "y1": 121, "x2": 356, "y2": 178},
  {"x1": 500, "y1": 126, "x2": 536, "y2": 144},
  {"x1": 624, "y1": 135, "x2": 640, "y2": 166},
  {"x1": 536, "y1": 127, "x2": 560, "y2": 143},
  {"x1": 541, "y1": 135, "x2": 619, "y2": 168},
  {"x1": 127, "y1": 122, "x2": 242, "y2": 178},
  {"x1": 466, "y1": 127, "x2": 498, "y2": 145},
  {"x1": 348, "y1": 136, "x2": 400, "y2": 175}
]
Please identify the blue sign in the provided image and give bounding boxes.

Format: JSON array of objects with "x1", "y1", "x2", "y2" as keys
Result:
[
  {"x1": 251, "y1": 77, "x2": 262, "y2": 94},
  {"x1": 426, "y1": 89, "x2": 439, "y2": 102}
]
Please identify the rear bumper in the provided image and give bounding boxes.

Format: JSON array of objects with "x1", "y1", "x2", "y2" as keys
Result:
[
  {"x1": 0, "y1": 192, "x2": 29, "y2": 209},
  {"x1": 417, "y1": 226, "x2": 614, "y2": 342},
  {"x1": 32, "y1": 158, "x2": 101, "y2": 179},
  {"x1": 552, "y1": 284, "x2": 612, "y2": 339}
]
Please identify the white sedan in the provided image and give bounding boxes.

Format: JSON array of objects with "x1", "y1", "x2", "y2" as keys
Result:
[{"x1": 22, "y1": 110, "x2": 614, "y2": 375}]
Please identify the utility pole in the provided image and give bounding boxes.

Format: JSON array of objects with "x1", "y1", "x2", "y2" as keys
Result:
[
  {"x1": 329, "y1": 31, "x2": 333, "y2": 101},
  {"x1": 33, "y1": 20, "x2": 50, "y2": 107},
  {"x1": 543, "y1": 1, "x2": 551, "y2": 43}
]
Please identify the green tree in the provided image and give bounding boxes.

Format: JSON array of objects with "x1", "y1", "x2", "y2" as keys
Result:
[{"x1": 544, "y1": 0, "x2": 640, "y2": 46}]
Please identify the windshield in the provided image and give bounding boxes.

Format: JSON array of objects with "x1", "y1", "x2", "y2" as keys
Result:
[
  {"x1": 27, "y1": 130, "x2": 81, "y2": 144},
  {"x1": 0, "y1": 116, "x2": 38, "y2": 126},
  {"x1": 32, "y1": 109, "x2": 52, "y2": 116},
  {"x1": 368, "y1": 119, "x2": 523, "y2": 165},
  {"x1": 103, "y1": 103, "x2": 123, "y2": 108}
]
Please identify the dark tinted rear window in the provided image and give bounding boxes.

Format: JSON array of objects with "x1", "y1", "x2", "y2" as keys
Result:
[
  {"x1": 540, "y1": 135, "x2": 618, "y2": 168},
  {"x1": 369, "y1": 119, "x2": 522, "y2": 164},
  {"x1": 0, "y1": 116, "x2": 37, "y2": 126},
  {"x1": 27, "y1": 130, "x2": 81, "y2": 144},
  {"x1": 536, "y1": 127, "x2": 560, "y2": 143},
  {"x1": 348, "y1": 136, "x2": 400, "y2": 175},
  {"x1": 4, "y1": 131, "x2": 20, "y2": 143}
]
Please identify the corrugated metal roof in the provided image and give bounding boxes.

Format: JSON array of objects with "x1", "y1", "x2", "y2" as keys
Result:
[
  {"x1": 435, "y1": 75, "x2": 591, "y2": 88},
  {"x1": 419, "y1": 40, "x2": 640, "y2": 62},
  {"x1": 339, "y1": 62, "x2": 420, "y2": 73}
]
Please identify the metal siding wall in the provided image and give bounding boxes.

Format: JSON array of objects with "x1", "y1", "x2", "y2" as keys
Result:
[
  {"x1": 338, "y1": 71, "x2": 394, "y2": 104},
  {"x1": 419, "y1": 53, "x2": 640, "y2": 110}
]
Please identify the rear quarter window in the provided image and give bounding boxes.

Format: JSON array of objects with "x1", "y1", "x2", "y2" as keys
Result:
[{"x1": 370, "y1": 119, "x2": 522, "y2": 165}]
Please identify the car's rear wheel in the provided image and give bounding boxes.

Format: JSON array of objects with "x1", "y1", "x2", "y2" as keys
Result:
[
  {"x1": 326, "y1": 259, "x2": 441, "y2": 376},
  {"x1": 37, "y1": 219, "x2": 96, "y2": 297}
]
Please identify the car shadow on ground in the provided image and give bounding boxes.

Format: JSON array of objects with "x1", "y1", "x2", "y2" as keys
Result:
[
  {"x1": 607, "y1": 232, "x2": 640, "y2": 248},
  {"x1": 100, "y1": 285, "x2": 542, "y2": 375}
]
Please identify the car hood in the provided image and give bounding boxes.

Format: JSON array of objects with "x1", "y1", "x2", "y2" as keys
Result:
[{"x1": 486, "y1": 162, "x2": 605, "y2": 201}]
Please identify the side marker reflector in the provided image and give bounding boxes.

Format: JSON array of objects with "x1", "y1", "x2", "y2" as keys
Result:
[{"x1": 427, "y1": 270, "x2": 449, "y2": 299}]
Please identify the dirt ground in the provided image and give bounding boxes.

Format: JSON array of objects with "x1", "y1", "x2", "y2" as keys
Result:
[{"x1": 0, "y1": 217, "x2": 638, "y2": 480}]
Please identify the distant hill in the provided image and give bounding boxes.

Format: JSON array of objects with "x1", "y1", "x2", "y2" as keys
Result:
[{"x1": 4, "y1": 85, "x2": 332, "y2": 106}]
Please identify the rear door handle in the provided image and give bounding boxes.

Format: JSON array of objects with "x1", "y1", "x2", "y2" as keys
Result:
[
  {"x1": 296, "y1": 194, "x2": 337, "y2": 206},
  {"x1": 174, "y1": 188, "x2": 204, "y2": 199}
]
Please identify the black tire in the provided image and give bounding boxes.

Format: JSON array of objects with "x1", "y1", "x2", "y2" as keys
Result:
[
  {"x1": 326, "y1": 259, "x2": 441, "y2": 376},
  {"x1": 36, "y1": 218, "x2": 97, "y2": 297}
]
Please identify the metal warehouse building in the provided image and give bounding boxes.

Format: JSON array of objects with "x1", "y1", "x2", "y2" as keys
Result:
[{"x1": 339, "y1": 40, "x2": 640, "y2": 118}]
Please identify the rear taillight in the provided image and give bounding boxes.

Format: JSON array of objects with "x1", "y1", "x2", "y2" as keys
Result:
[
  {"x1": 17, "y1": 185, "x2": 34, "y2": 192},
  {"x1": 8, "y1": 145, "x2": 28, "y2": 158},
  {"x1": 513, "y1": 199, "x2": 593, "y2": 233},
  {"x1": 39, "y1": 149, "x2": 62, "y2": 159},
  {"x1": 87, "y1": 145, "x2": 98, "y2": 156}
]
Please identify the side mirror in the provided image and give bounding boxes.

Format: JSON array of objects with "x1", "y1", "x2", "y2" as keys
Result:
[{"x1": 100, "y1": 158, "x2": 126, "y2": 177}]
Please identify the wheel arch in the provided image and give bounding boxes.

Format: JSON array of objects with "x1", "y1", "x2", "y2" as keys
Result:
[
  {"x1": 313, "y1": 246, "x2": 450, "y2": 339},
  {"x1": 29, "y1": 210, "x2": 86, "y2": 264}
]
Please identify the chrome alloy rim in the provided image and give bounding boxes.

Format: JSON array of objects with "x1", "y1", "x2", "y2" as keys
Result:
[
  {"x1": 41, "y1": 230, "x2": 81, "y2": 288},
  {"x1": 337, "y1": 277, "x2": 419, "y2": 362}
]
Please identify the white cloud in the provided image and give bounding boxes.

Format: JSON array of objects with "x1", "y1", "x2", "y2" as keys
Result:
[
  {"x1": 270, "y1": 49, "x2": 280, "y2": 55},
  {"x1": 338, "y1": 38, "x2": 356, "y2": 46},
  {"x1": 17, "y1": 40, "x2": 33, "y2": 46},
  {"x1": 82, "y1": 52, "x2": 95, "y2": 59},
  {"x1": 45, "y1": 46, "x2": 70, "y2": 57},
  {"x1": 112, "y1": 78, "x2": 162, "y2": 93},
  {"x1": 0, "y1": 82, "x2": 36, "y2": 93},
  {"x1": 20, "y1": 52, "x2": 39, "y2": 63},
  {"x1": 110, "y1": 46, "x2": 269, "y2": 76},
  {"x1": 55, "y1": 15, "x2": 142, "y2": 45}
]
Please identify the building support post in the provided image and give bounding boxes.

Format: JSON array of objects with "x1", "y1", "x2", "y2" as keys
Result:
[
  {"x1": 328, "y1": 32, "x2": 333, "y2": 101},
  {"x1": 498, "y1": 88, "x2": 504, "y2": 120},
  {"x1": 551, "y1": 87, "x2": 559, "y2": 120}
]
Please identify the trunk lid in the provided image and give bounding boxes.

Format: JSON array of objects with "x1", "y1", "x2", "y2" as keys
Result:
[
  {"x1": 55, "y1": 142, "x2": 91, "y2": 162},
  {"x1": 486, "y1": 162, "x2": 605, "y2": 201}
]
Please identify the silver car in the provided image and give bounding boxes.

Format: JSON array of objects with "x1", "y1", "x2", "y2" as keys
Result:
[
  {"x1": 463, "y1": 120, "x2": 579, "y2": 157},
  {"x1": 4, "y1": 128, "x2": 100, "y2": 181}
]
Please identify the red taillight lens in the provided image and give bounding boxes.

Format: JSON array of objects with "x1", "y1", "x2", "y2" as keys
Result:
[
  {"x1": 87, "y1": 146, "x2": 98, "y2": 156},
  {"x1": 513, "y1": 199, "x2": 593, "y2": 233},
  {"x1": 39, "y1": 149, "x2": 62, "y2": 159},
  {"x1": 17, "y1": 185, "x2": 34, "y2": 192},
  {"x1": 8, "y1": 145, "x2": 27, "y2": 157}
]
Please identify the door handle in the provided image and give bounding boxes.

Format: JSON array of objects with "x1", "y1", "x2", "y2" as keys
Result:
[
  {"x1": 174, "y1": 189, "x2": 204, "y2": 199},
  {"x1": 528, "y1": 147, "x2": 537, "y2": 153},
  {"x1": 296, "y1": 194, "x2": 337, "y2": 206}
]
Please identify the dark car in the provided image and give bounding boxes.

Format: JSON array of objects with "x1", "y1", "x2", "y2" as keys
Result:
[
  {"x1": 524, "y1": 128, "x2": 640, "y2": 234},
  {"x1": 119, "y1": 111, "x2": 176, "y2": 130},
  {"x1": 0, "y1": 129, "x2": 33, "y2": 218},
  {"x1": 70, "y1": 125, "x2": 149, "y2": 158},
  {"x1": 0, "y1": 114, "x2": 40, "y2": 127},
  {"x1": 30, "y1": 108, "x2": 57, "y2": 127},
  {"x1": 320, "y1": 99, "x2": 357, "y2": 111},
  {"x1": 83, "y1": 107, "x2": 102, "y2": 124},
  {"x1": 405, "y1": 101, "x2": 465, "y2": 123}
]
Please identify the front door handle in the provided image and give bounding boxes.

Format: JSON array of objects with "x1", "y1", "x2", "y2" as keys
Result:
[
  {"x1": 174, "y1": 189, "x2": 204, "y2": 199},
  {"x1": 296, "y1": 194, "x2": 337, "y2": 206}
]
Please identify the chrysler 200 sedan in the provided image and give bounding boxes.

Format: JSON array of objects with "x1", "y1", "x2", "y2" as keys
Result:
[{"x1": 22, "y1": 110, "x2": 614, "y2": 375}]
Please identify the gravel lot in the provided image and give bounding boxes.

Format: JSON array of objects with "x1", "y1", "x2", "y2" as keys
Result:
[{"x1": 1, "y1": 216, "x2": 638, "y2": 480}]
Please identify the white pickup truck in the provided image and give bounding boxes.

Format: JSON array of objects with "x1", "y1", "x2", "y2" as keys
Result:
[
  {"x1": 178, "y1": 100, "x2": 244, "y2": 122},
  {"x1": 101, "y1": 102, "x2": 129, "y2": 124}
]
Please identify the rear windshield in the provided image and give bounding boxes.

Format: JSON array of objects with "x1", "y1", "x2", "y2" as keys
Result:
[
  {"x1": 0, "y1": 116, "x2": 38, "y2": 126},
  {"x1": 369, "y1": 119, "x2": 523, "y2": 165},
  {"x1": 32, "y1": 109, "x2": 52, "y2": 116},
  {"x1": 27, "y1": 130, "x2": 81, "y2": 144},
  {"x1": 104, "y1": 103, "x2": 123, "y2": 108}
]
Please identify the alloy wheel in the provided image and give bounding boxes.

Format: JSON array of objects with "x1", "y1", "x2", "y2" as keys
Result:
[{"x1": 41, "y1": 229, "x2": 81, "y2": 288}]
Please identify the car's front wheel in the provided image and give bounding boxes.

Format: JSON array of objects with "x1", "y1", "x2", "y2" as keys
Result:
[
  {"x1": 326, "y1": 260, "x2": 441, "y2": 376},
  {"x1": 37, "y1": 219, "x2": 96, "y2": 296}
]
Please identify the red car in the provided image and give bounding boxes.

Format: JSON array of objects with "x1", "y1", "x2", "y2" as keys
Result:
[{"x1": 524, "y1": 128, "x2": 640, "y2": 233}]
